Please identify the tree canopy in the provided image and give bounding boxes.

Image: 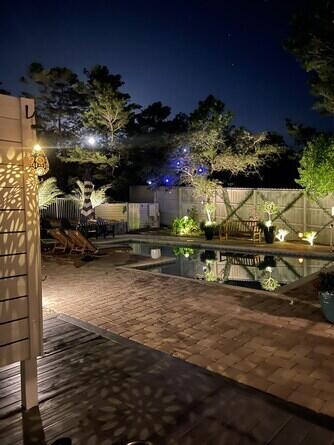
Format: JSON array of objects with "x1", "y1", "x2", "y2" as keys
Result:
[
  {"x1": 177, "y1": 95, "x2": 283, "y2": 184},
  {"x1": 286, "y1": 0, "x2": 334, "y2": 115},
  {"x1": 296, "y1": 134, "x2": 334, "y2": 197}
]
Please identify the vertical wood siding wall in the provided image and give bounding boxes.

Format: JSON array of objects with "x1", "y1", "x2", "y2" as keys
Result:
[
  {"x1": 0, "y1": 94, "x2": 42, "y2": 368},
  {"x1": 130, "y1": 185, "x2": 334, "y2": 244}
]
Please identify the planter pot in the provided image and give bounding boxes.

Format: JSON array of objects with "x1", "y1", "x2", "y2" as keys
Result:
[
  {"x1": 203, "y1": 226, "x2": 215, "y2": 240},
  {"x1": 263, "y1": 226, "x2": 275, "y2": 244},
  {"x1": 259, "y1": 255, "x2": 276, "y2": 270},
  {"x1": 200, "y1": 250, "x2": 216, "y2": 262},
  {"x1": 150, "y1": 248, "x2": 161, "y2": 259},
  {"x1": 320, "y1": 291, "x2": 334, "y2": 323}
]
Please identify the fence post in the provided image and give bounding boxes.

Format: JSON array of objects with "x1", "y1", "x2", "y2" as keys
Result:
[
  {"x1": 178, "y1": 187, "x2": 182, "y2": 217},
  {"x1": 253, "y1": 189, "x2": 258, "y2": 217}
]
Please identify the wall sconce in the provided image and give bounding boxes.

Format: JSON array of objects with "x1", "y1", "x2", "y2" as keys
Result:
[{"x1": 30, "y1": 144, "x2": 49, "y2": 176}]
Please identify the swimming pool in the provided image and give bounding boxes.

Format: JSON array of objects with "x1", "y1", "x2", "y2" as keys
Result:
[{"x1": 126, "y1": 241, "x2": 332, "y2": 292}]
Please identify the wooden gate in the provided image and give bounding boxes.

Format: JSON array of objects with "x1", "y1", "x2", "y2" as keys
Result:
[{"x1": 0, "y1": 94, "x2": 42, "y2": 409}]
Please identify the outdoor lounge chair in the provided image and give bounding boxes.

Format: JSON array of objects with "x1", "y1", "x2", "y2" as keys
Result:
[
  {"x1": 65, "y1": 229, "x2": 99, "y2": 254},
  {"x1": 47, "y1": 228, "x2": 74, "y2": 253}
]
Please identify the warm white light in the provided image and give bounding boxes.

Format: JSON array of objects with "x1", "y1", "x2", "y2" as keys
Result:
[
  {"x1": 298, "y1": 232, "x2": 303, "y2": 239},
  {"x1": 332, "y1": 207, "x2": 334, "y2": 217},
  {"x1": 33, "y1": 144, "x2": 42, "y2": 152},
  {"x1": 87, "y1": 136, "x2": 96, "y2": 146},
  {"x1": 275, "y1": 228, "x2": 289, "y2": 242},
  {"x1": 302, "y1": 231, "x2": 317, "y2": 246},
  {"x1": 298, "y1": 258, "x2": 304, "y2": 264}
]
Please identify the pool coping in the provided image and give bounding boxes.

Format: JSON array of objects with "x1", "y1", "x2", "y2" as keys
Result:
[{"x1": 95, "y1": 234, "x2": 334, "y2": 260}]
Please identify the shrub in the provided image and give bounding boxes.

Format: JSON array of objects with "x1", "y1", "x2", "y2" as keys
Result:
[{"x1": 171, "y1": 216, "x2": 200, "y2": 236}]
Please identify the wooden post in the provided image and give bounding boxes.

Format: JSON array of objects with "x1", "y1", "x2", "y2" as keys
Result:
[
  {"x1": 178, "y1": 187, "x2": 182, "y2": 217},
  {"x1": 303, "y1": 191, "x2": 307, "y2": 233},
  {"x1": 21, "y1": 358, "x2": 38, "y2": 410},
  {"x1": 0, "y1": 95, "x2": 42, "y2": 411},
  {"x1": 20, "y1": 97, "x2": 42, "y2": 410}
]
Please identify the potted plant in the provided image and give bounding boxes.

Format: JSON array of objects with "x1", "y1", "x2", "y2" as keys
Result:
[
  {"x1": 202, "y1": 221, "x2": 217, "y2": 240},
  {"x1": 260, "y1": 201, "x2": 279, "y2": 244},
  {"x1": 259, "y1": 221, "x2": 276, "y2": 243},
  {"x1": 318, "y1": 271, "x2": 334, "y2": 323}
]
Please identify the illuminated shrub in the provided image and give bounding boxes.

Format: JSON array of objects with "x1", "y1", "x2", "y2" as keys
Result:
[{"x1": 171, "y1": 216, "x2": 200, "y2": 236}]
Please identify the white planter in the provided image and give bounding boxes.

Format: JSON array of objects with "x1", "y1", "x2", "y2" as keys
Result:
[{"x1": 150, "y1": 248, "x2": 161, "y2": 259}]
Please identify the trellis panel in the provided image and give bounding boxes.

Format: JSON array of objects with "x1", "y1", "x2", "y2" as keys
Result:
[{"x1": 130, "y1": 185, "x2": 334, "y2": 245}]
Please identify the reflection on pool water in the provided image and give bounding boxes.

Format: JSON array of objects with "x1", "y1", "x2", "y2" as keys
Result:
[{"x1": 128, "y1": 242, "x2": 332, "y2": 292}]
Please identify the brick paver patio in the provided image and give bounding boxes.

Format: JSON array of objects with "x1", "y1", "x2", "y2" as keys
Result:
[{"x1": 42, "y1": 248, "x2": 334, "y2": 418}]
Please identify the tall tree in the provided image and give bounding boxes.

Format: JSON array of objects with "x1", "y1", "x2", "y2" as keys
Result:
[
  {"x1": 286, "y1": 0, "x2": 334, "y2": 114},
  {"x1": 175, "y1": 96, "x2": 283, "y2": 219},
  {"x1": 83, "y1": 88, "x2": 130, "y2": 145},
  {"x1": 178, "y1": 95, "x2": 282, "y2": 183},
  {"x1": 21, "y1": 63, "x2": 86, "y2": 146},
  {"x1": 128, "y1": 101, "x2": 171, "y2": 135},
  {"x1": 58, "y1": 66, "x2": 135, "y2": 182},
  {"x1": 285, "y1": 119, "x2": 319, "y2": 148}
]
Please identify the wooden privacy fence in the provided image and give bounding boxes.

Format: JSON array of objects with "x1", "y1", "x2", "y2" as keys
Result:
[
  {"x1": 130, "y1": 185, "x2": 334, "y2": 245},
  {"x1": 41, "y1": 199, "x2": 160, "y2": 231},
  {"x1": 0, "y1": 94, "x2": 42, "y2": 409}
]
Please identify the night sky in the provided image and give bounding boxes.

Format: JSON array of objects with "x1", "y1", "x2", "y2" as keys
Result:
[{"x1": 1, "y1": 0, "x2": 333, "y2": 138}]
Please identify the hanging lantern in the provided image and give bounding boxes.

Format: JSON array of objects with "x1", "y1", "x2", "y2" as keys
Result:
[{"x1": 30, "y1": 144, "x2": 49, "y2": 176}]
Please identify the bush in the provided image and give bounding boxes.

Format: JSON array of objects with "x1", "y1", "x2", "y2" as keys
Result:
[{"x1": 171, "y1": 216, "x2": 200, "y2": 236}]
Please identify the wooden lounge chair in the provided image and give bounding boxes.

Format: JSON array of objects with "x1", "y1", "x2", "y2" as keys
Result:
[
  {"x1": 47, "y1": 228, "x2": 74, "y2": 253},
  {"x1": 65, "y1": 229, "x2": 99, "y2": 254}
]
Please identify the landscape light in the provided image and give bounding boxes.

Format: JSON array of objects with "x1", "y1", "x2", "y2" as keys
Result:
[
  {"x1": 302, "y1": 231, "x2": 317, "y2": 246},
  {"x1": 298, "y1": 232, "x2": 303, "y2": 239},
  {"x1": 298, "y1": 258, "x2": 304, "y2": 264},
  {"x1": 275, "y1": 228, "x2": 289, "y2": 242}
]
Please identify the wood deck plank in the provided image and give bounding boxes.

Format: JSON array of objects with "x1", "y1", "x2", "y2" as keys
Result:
[{"x1": 0, "y1": 316, "x2": 333, "y2": 445}]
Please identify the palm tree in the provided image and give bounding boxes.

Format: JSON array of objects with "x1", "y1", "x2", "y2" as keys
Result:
[
  {"x1": 70, "y1": 180, "x2": 111, "y2": 209},
  {"x1": 38, "y1": 177, "x2": 63, "y2": 209}
]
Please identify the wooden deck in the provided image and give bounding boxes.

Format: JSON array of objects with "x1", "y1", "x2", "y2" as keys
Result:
[{"x1": 1, "y1": 316, "x2": 334, "y2": 445}]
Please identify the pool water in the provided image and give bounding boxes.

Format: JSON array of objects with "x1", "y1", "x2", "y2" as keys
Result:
[{"x1": 128, "y1": 242, "x2": 332, "y2": 292}]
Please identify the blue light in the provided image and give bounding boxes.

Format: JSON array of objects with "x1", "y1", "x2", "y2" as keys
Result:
[
  {"x1": 176, "y1": 161, "x2": 181, "y2": 167},
  {"x1": 198, "y1": 167, "x2": 203, "y2": 174},
  {"x1": 147, "y1": 180, "x2": 152, "y2": 185},
  {"x1": 165, "y1": 177, "x2": 170, "y2": 184}
]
